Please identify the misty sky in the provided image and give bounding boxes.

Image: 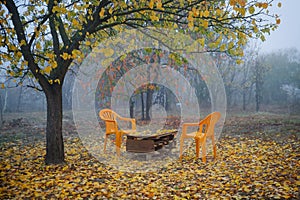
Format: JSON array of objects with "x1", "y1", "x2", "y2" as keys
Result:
[{"x1": 260, "y1": 0, "x2": 300, "y2": 53}]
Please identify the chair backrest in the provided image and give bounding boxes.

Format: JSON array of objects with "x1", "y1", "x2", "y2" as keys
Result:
[
  {"x1": 99, "y1": 109, "x2": 118, "y2": 133},
  {"x1": 199, "y1": 112, "x2": 221, "y2": 137}
]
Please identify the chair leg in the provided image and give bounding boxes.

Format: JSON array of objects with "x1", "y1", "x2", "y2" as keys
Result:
[
  {"x1": 104, "y1": 135, "x2": 108, "y2": 152},
  {"x1": 212, "y1": 137, "x2": 217, "y2": 159},
  {"x1": 179, "y1": 137, "x2": 184, "y2": 160},
  {"x1": 195, "y1": 138, "x2": 200, "y2": 158},
  {"x1": 201, "y1": 140, "x2": 206, "y2": 163},
  {"x1": 115, "y1": 132, "x2": 122, "y2": 156},
  {"x1": 213, "y1": 145, "x2": 217, "y2": 159}
]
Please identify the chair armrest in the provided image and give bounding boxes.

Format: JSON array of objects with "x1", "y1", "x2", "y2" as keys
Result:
[
  {"x1": 182, "y1": 123, "x2": 199, "y2": 127},
  {"x1": 181, "y1": 123, "x2": 199, "y2": 137},
  {"x1": 118, "y1": 116, "x2": 136, "y2": 130}
]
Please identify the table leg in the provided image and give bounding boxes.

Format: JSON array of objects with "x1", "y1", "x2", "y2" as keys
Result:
[{"x1": 115, "y1": 132, "x2": 122, "y2": 156}]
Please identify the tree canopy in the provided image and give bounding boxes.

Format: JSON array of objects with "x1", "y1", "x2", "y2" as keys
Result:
[
  {"x1": 0, "y1": 0, "x2": 280, "y2": 88},
  {"x1": 0, "y1": 0, "x2": 281, "y2": 164}
]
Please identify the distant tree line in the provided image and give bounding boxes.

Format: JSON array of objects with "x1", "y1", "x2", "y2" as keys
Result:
[{"x1": 1, "y1": 48, "x2": 300, "y2": 124}]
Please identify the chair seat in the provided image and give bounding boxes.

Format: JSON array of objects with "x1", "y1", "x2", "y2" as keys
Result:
[
  {"x1": 179, "y1": 112, "x2": 221, "y2": 162},
  {"x1": 185, "y1": 132, "x2": 205, "y2": 139},
  {"x1": 99, "y1": 109, "x2": 136, "y2": 156},
  {"x1": 120, "y1": 129, "x2": 136, "y2": 134}
]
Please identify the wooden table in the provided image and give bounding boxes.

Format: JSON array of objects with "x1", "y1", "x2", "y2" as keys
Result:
[{"x1": 126, "y1": 130, "x2": 178, "y2": 153}]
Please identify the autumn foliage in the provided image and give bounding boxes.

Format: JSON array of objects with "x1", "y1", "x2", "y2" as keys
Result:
[{"x1": 1, "y1": 113, "x2": 299, "y2": 199}]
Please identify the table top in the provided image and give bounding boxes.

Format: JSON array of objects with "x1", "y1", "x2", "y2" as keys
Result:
[{"x1": 126, "y1": 129, "x2": 178, "y2": 140}]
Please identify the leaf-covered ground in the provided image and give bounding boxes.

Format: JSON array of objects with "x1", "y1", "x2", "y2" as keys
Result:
[{"x1": 1, "y1": 112, "x2": 300, "y2": 199}]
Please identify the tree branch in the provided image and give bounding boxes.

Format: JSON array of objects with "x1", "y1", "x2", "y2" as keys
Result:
[
  {"x1": 28, "y1": 14, "x2": 51, "y2": 47},
  {"x1": 55, "y1": 15, "x2": 70, "y2": 46},
  {"x1": 48, "y1": 0, "x2": 60, "y2": 56},
  {"x1": 3, "y1": 0, "x2": 50, "y2": 91}
]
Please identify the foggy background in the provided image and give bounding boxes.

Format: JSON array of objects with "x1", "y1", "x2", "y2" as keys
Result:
[{"x1": 1, "y1": 0, "x2": 300, "y2": 126}]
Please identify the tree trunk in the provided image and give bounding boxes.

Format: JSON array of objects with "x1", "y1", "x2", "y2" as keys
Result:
[
  {"x1": 2, "y1": 89, "x2": 8, "y2": 113},
  {"x1": 243, "y1": 89, "x2": 246, "y2": 111},
  {"x1": 146, "y1": 88, "x2": 152, "y2": 120},
  {"x1": 165, "y1": 89, "x2": 169, "y2": 112},
  {"x1": 0, "y1": 93, "x2": 3, "y2": 126},
  {"x1": 16, "y1": 86, "x2": 23, "y2": 112},
  {"x1": 255, "y1": 62, "x2": 262, "y2": 112},
  {"x1": 255, "y1": 87, "x2": 260, "y2": 112},
  {"x1": 141, "y1": 92, "x2": 145, "y2": 120},
  {"x1": 45, "y1": 84, "x2": 65, "y2": 164},
  {"x1": 129, "y1": 96, "x2": 134, "y2": 118}
]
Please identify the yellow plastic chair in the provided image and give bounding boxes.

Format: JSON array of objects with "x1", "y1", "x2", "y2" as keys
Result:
[
  {"x1": 179, "y1": 112, "x2": 221, "y2": 162},
  {"x1": 99, "y1": 109, "x2": 136, "y2": 155}
]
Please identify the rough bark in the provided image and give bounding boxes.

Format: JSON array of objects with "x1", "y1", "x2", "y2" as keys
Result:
[
  {"x1": 243, "y1": 90, "x2": 246, "y2": 111},
  {"x1": 145, "y1": 88, "x2": 153, "y2": 120},
  {"x1": 129, "y1": 97, "x2": 134, "y2": 118},
  {"x1": 141, "y1": 92, "x2": 145, "y2": 120},
  {"x1": 0, "y1": 93, "x2": 3, "y2": 126},
  {"x1": 255, "y1": 61, "x2": 263, "y2": 112},
  {"x1": 45, "y1": 84, "x2": 65, "y2": 164}
]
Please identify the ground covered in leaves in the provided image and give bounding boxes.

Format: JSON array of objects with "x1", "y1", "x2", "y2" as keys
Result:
[{"x1": 0, "y1": 112, "x2": 300, "y2": 199}]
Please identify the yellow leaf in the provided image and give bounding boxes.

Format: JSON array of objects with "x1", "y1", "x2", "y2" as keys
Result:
[
  {"x1": 216, "y1": 9, "x2": 222, "y2": 16},
  {"x1": 278, "y1": 2, "x2": 282, "y2": 8},
  {"x1": 52, "y1": 6, "x2": 59, "y2": 13},
  {"x1": 157, "y1": 0, "x2": 163, "y2": 10},
  {"x1": 262, "y1": 3, "x2": 268, "y2": 9},
  {"x1": 202, "y1": 20, "x2": 208, "y2": 28},
  {"x1": 36, "y1": 42, "x2": 41, "y2": 50},
  {"x1": 14, "y1": 155, "x2": 21, "y2": 161},
  {"x1": 20, "y1": 39, "x2": 26, "y2": 46},
  {"x1": 16, "y1": 51, "x2": 22, "y2": 58},
  {"x1": 187, "y1": 11, "x2": 194, "y2": 22},
  {"x1": 1, "y1": 83, "x2": 4, "y2": 89},
  {"x1": 9, "y1": 71, "x2": 15, "y2": 76},
  {"x1": 108, "y1": 7, "x2": 113, "y2": 14},
  {"x1": 72, "y1": 18, "x2": 79, "y2": 27},
  {"x1": 198, "y1": 38, "x2": 205, "y2": 47},
  {"x1": 5, "y1": 164, "x2": 11, "y2": 170},
  {"x1": 229, "y1": 0, "x2": 236, "y2": 6},
  {"x1": 203, "y1": 10, "x2": 209, "y2": 17},
  {"x1": 61, "y1": 52, "x2": 70, "y2": 60},
  {"x1": 239, "y1": 8, "x2": 246, "y2": 16},
  {"x1": 192, "y1": 7, "x2": 199, "y2": 17},
  {"x1": 253, "y1": 26, "x2": 258, "y2": 33},
  {"x1": 276, "y1": 18, "x2": 281, "y2": 24},
  {"x1": 44, "y1": 66, "x2": 52, "y2": 74},
  {"x1": 54, "y1": 79, "x2": 61, "y2": 85},
  {"x1": 220, "y1": 44, "x2": 226, "y2": 51},
  {"x1": 150, "y1": 12, "x2": 159, "y2": 21},
  {"x1": 243, "y1": 186, "x2": 251, "y2": 193},
  {"x1": 51, "y1": 61, "x2": 58, "y2": 68},
  {"x1": 9, "y1": 44, "x2": 17, "y2": 51},
  {"x1": 249, "y1": 6, "x2": 255, "y2": 14},
  {"x1": 188, "y1": 21, "x2": 194, "y2": 29},
  {"x1": 72, "y1": 49, "x2": 81, "y2": 58},
  {"x1": 104, "y1": 48, "x2": 114, "y2": 57},
  {"x1": 236, "y1": 59, "x2": 243, "y2": 65},
  {"x1": 149, "y1": 0, "x2": 154, "y2": 9},
  {"x1": 179, "y1": 0, "x2": 184, "y2": 7},
  {"x1": 237, "y1": 0, "x2": 246, "y2": 7},
  {"x1": 99, "y1": 8, "x2": 105, "y2": 17},
  {"x1": 85, "y1": 41, "x2": 91, "y2": 46}
]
